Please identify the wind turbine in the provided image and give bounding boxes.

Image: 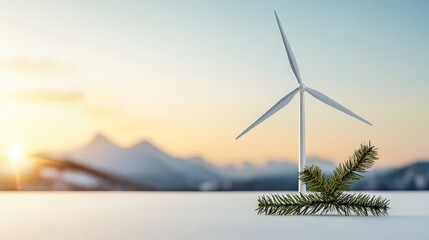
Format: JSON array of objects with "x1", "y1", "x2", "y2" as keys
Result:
[{"x1": 235, "y1": 11, "x2": 372, "y2": 193}]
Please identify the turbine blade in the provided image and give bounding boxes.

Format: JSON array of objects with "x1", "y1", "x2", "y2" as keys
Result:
[
  {"x1": 236, "y1": 87, "x2": 300, "y2": 140},
  {"x1": 305, "y1": 87, "x2": 372, "y2": 126},
  {"x1": 274, "y1": 10, "x2": 302, "y2": 84}
]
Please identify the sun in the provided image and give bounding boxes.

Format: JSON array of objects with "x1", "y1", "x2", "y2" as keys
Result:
[{"x1": 8, "y1": 146, "x2": 25, "y2": 166}]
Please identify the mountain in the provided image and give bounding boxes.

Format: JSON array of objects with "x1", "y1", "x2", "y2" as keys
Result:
[
  {"x1": 353, "y1": 161, "x2": 429, "y2": 190},
  {"x1": 61, "y1": 133, "x2": 429, "y2": 191},
  {"x1": 69, "y1": 134, "x2": 224, "y2": 190},
  {"x1": 226, "y1": 160, "x2": 429, "y2": 191},
  {"x1": 65, "y1": 134, "x2": 338, "y2": 190},
  {"x1": 210, "y1": 157, "x2": 334, "y2": 179}
]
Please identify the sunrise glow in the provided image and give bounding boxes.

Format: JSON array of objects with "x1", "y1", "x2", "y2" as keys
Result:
[
  {"x1": 0, "y1": 1, "x2": 427, "y2": 167},
  {"x1": 8, "y1": 146, "x2": 25, "y2": 167}
]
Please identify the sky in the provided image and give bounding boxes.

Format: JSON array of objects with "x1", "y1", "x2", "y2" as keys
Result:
[{"x1": 0, "y1": 0, "x2": 428, "y2": 167}]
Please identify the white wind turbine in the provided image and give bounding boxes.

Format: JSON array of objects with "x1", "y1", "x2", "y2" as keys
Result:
[{"x1": 236, "y1": 11, "x2": 372, "y2": 193}]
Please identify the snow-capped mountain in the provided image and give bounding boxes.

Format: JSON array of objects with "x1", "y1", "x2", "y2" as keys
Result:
[
  {"x1": 353, "y1": 161, "x2": 429, "y2": 190},
  {"x1": 66, "y1": 134, "x2": 337, "y2": 190},
  {"x1": 60, "y1": 133, "x2": 353, "y2": 191},
  {"x1": 30, "y1": 133, "x2": 429, "y2": 191},
  {"x1": 69, "y1": 134, "x2": 223, "y2": 190},
  {"x1": 189, "y1": 157, "x2": 335, "y2": 179}
]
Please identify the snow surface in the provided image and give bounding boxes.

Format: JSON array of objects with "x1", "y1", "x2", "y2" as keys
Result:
[{"x1": 0, "y1": 192, "x2": 428, "y2": 240}]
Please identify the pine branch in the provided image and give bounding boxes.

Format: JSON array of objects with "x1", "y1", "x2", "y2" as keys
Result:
[
  {"x1": 335, "y1": 193, "x2": 390, "y2": 216},
  {"x1": 257, "y1": 193, "x2": 390, "y2": 216},
  {"x1": 299, "y1": 165, "x2": 330, "y2": 195},
  {"x1": 329, "y1": 142, "x2": 378, "y2": 193},
  {"x1": 256, "y1": 142, "x2": 390, "y2": 216},
  {"x1": 257, "y1": 193, "x2": 335, "y2": 215}
]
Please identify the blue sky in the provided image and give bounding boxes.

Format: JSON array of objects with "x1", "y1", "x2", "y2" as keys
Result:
[{"x1": 0, "y1": 0, "x2": 428, "y2": 166}]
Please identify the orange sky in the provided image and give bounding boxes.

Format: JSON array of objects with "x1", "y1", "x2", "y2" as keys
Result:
[{"x1": 0, "y1": 1, "x2": 428, "y2": 167}]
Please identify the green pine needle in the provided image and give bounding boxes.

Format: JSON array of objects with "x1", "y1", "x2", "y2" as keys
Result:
[
  {"x1": 299, "y1": 165, "x2": 330, "y2": 196},
  {"x1": 329, "y1": 142, "x2": 378, "y2": 193},
  {"x1": 256, "y1": 142, "x2": 390, "y2": 216},
  {"x1": 257, "y1": 193, "x2": 390, "y2": 216}
]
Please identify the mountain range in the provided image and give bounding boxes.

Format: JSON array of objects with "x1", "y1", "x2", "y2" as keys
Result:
[{"x1": 47, "y1": 133, "x2": 429, "y2": 191}]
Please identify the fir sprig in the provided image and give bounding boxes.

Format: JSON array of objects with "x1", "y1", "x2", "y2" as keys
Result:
[
  {"x1": 329, "y1": 142, "x2": 378, "y2": 193},
  {"x1": 257, "y1": 193, "x2": 389, "y2": 216},
  {"x1": 299, "y1": 165, "x2": 330, "y2": 196},
  {"x1": 256, "y1": 142, "x2": 390, "y2": 216}
]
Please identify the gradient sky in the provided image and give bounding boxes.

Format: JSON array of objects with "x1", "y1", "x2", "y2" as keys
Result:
[{"x1": 0, "y1": 0, "x2": 428, "y2": 167}]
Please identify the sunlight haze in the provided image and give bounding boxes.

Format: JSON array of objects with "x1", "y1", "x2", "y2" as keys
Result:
[{"x1": 0, "y1": 0, "x2": 428, "y2": 167}]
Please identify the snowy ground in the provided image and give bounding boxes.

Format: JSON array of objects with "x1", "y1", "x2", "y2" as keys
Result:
[{"x1": 0, "y1": 192, "x2": 427, "y2": 240}]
